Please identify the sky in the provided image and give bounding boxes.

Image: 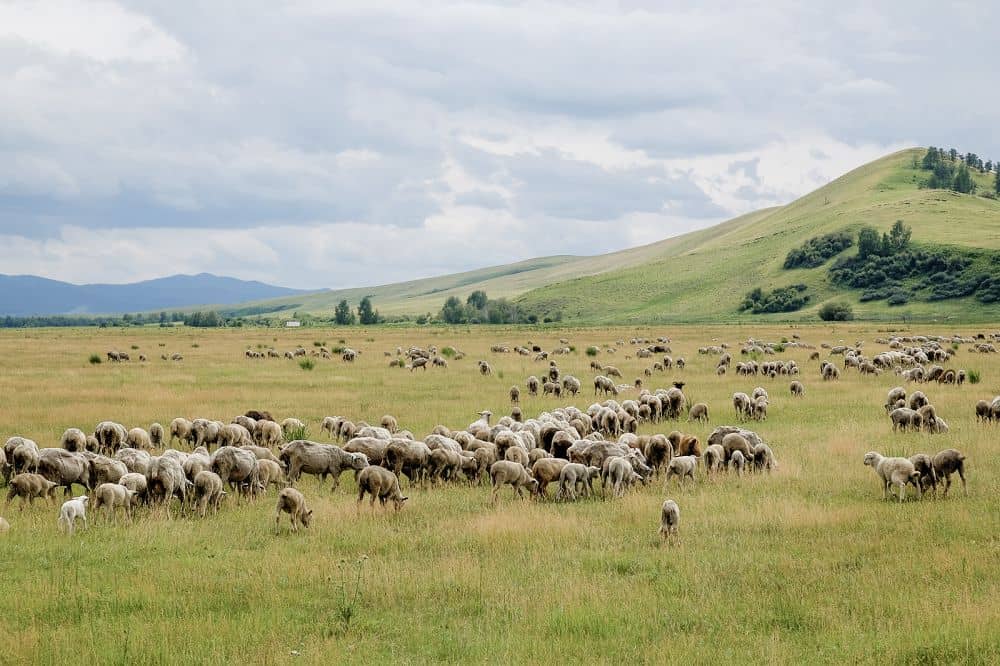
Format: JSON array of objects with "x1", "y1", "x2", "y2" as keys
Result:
[{"x1": 0, "y1": 1, "x2": 997, "y2": 289}]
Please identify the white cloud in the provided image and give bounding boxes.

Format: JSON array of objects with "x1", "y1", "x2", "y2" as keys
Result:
[{"x1": 0, "y1": 0, "x2": 996, "y2": 290}]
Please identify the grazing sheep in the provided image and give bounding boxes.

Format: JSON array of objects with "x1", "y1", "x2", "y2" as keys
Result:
[
  {"x1": 149, "y1": 423, "x2": 164, "y2": 447},
  {"x1": 664, "y1": 456, "x2": 698, "y2": 486},
  {"x1": 720, "y1": 433, "x2": 753, "y2": 464},
  {"x1": 127, "y1": 428, "x2": 152, "y2": 450},
  {"x1": 4, "y1": 473, "x2": 59, "y2": 511},
  {"x1": 489, "y1": 461, "x2": 537, "y2": 502},
  {"x1": 889, "y1": 407, "x2": 922, "y2": 432},
  {"x1": 885, "y1": 387, "x2": 906, "y2": 413},
  {"x1": 194, "y1": 471, "x2": 226, "y2": 517},
  {"x1": 357, "y1": 466, "x2": 408, "y2": 511},
  {"x1": 688, "y1": 403, "x2": 709, "y2": 423},
  {"x1": 280, "y1": 440, "x2": 368, "y2": 490},
  {"x1": 658, "y1": 499, "x2": 680, "y2": 541},
  {"x1": 58, "y1": 495, "x2": 89, "y2": 535},
  {"x1": 60, "y1": 428, "x2": 87, "y2": 453},
  {"x1": 932, "y1": 449, "x2": 967, "y2": 496},
  {"x1": 908, "y1": 454, "x2": 937, "y2": 495},
  {"x1": 908, "y1": 391, "x2": 928, "y2": 411},
  {"x1": 556, "y1": 463, "x2": 600, "y2": 501},
  {"x1": 863, "y1": 452, "x2": 921, "y2": 502},
  {"x1": 211, "y1": 446, "x2": 261, "y2": 499},
  {"x1": 37, "y1": 449, "x2": 94, "y2": 497},
  {"x1": 703, "y1": 444, "x2": 725, "y2": 476},
  {"x1": 751, "y1": 443, "x2": 777, "y2": 473},
  {"x1": 532, "y1": 458, "x2": 570, "y2": 498},
  {"x1": 604, "y1": 456, "x2": 640, "y2": 498},
  {"x1": 92, "y1": 483, "x2": 136, "y2": 522},
  {"x1": 730, "y1": 450, "x2": 746, "y2": 476},
  {"x1": 275, "y1": 487, "x2": 313, "y2": 531},
  {"x1": 12, "y1": 438, "x2": 40, "y2": 475},
  {"x1": 256, "y1": 459, "x2": 287, "y2": 491},
  {"x1": 118, "y1": 473, "x2": 148, "y2": 504},
  {"x1": 170, "y1": 418, "x2": 194, "y2": 446},
  {"x1": 380, "y1": 415, "x2": 399, "y2": 433},
  {"x1": 526, "y1": 376, "x2": 540, "y2": 396},
  {"x1": 974, "y1": 400, "x2": 991, "y2": 422},
  {"x1": 509, "y1": 386, "x2": 520, "y2": 404},
  {"x1": 732, "y1": 392, "x2": 752, "y2": 421},
  {"x1": 790, "y1": 381, "x2": 804, "y2": 397}
]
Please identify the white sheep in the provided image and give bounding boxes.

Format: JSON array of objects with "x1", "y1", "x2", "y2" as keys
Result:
[
  {"x1": 863, "y1": 452, "x2": 921, "y2": 502},
  {"x1": 664, "y1": 455, "x2": 698, "y2": 487},
  {"x1": 658, "y1": 499, "x2": 680, "y2": 541},
  {"x1": 58, "y1": 495, "x2": 89, "y2": 535}
]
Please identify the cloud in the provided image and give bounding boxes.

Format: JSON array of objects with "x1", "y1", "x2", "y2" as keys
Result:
[{"x1": 0, "y1": 1, "x2": 995, "y2": 289}]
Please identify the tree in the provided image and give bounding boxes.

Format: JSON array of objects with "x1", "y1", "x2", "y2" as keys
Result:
[
  {"x1": 948, "y1": 148, "x2": 958, "y2": 161},
  {"x1": 952, "y1": 164, "x2": 976, "y2": 194},
  {"x1": 334, "y1": 299, "x2": 355, "y2": 325},
  {"x1": 158, "y1": 311, "x2": 168, "y2": 324},
  {"x1": 818, "y1": 302, "x2": 854, "y2": 321},
  {"x1": 986, "y1": 160, "x2": 994, "y2": 173},
  {"x1": 884, "y1": 220, "x2": 911, "y2": 254},
  {"x1": 466, "y1": 290, "x2": 488, "y2": 311},
  {"x1": 921, "y1": 147, "x2": 940, "y2": 170},
  {"x1": 357, "y1": 296, "x2": 380, "y2": 325},
  {"x1": 857, "y1": 226, "x2": 882, "y2": 259},
  {"x1": 995, "y1": 167, "x2": 1000, "y2": 194},
  {"x1": 440, "y1": 296, "x2": 467, "y2": 324}
]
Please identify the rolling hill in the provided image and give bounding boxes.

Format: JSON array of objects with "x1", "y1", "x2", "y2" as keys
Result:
[
  {"x1": 241, "y1": 147, "x2": 1000, "y2": 323},
  {"x1": 0, "y1": 273, "x2": 313, "y2": 316}
]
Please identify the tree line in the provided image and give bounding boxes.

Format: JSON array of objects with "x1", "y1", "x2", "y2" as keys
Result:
[{"x1": 920, "y1": 146, "x2": 1000, "y2": 195}]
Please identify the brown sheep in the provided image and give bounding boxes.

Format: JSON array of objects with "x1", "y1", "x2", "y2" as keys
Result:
[
  {"x1": 275, "y1": 487, "x2": 313, "y2": 531},
  {"x1": 357, "y1": 466, "x2": 408, "y2": 511}
]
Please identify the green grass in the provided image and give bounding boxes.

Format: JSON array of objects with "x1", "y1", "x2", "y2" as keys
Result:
[{"x1": 0, "y1": 325, "x2": 998, "y2": 664}]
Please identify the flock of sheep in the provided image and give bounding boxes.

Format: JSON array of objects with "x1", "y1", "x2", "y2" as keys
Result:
[{"x1": 1, "y1": 329, "x2": 994, "y2": 542}]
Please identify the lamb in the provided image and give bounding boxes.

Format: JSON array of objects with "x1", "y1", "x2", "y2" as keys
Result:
[
  {"x1": 687, "y1": 403, "x2": 709, "y2": 423},
  {"x1": 932, "y1": 449, "x2": 967, "y2": 496},
  {"x1": 357, "y1": 466, "x2": 408, "y2": 511},
  {"x1": 730, "y1": 450, "x2": 746, "y2": 476},
  {"x1": 92, "y1": 483, "x2": 136, "y2": 522},
  {"x1": 556, "y1": 463, "x2": 601, "y2": 501},
  {"x1": 275, "y1": 487, "x2": 313, "y2": 531},
  {"x1": 58, "y1": 495, "x2": 89, "y2": 535},
  {"x1": 658, "y1": 499, "x2": 680, "y2": 541},
  {"x1": 60, "y1": 428, "x2": 87, "y2": 453},
  {"x1": 790, "y1": 381, "x2": 804, "y2": 397},
  {"x1": 489, "y1": 461, "x2": 537, "y2": 503},
  {"x1": 664, "y1": 456, "x2": 698, "y2": 486},
  {"x1": 194, "y1": 471, "x2": 227, "y2": 517},
  {"x1": 604, "y1": 456, "x2": 641, "y2": 498},
  {"x1": 4, "y1": 473, "x2": 59, "y2": 511},
  {"x1": 320, "y1": 416, "x2": 342, "y2": 440},
  {"x1": 863, "y1": 452, "x2": 921, "y2": 502},
  {"x1": 256, "y1": 459, "x2": 287, "y2": 491}
]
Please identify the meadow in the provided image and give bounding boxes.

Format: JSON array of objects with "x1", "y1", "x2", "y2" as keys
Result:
[{"x1": 1, "y1": 323, "x2": 998, "y2": 665}]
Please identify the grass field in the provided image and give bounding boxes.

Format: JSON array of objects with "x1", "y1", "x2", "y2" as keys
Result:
[{"x1": 1, "y1": 324, "x2": 999, "y2": 665}]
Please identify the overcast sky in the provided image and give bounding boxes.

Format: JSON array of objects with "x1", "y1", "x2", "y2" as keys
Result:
[{"x1": 1, "y1": 1, "x2": 996, "y2": 289}]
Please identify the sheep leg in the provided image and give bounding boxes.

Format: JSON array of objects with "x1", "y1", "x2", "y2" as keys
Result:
[{"x1": 958, "y1": 468, "x2": 967, "y2": 496}]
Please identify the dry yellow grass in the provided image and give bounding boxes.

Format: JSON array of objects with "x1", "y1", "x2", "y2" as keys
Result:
[{"x1": 0, "y1": 324, "x2": 998, "y2": 664}]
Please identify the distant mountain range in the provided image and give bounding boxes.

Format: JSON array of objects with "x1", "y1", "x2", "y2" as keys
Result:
[{"x1": 0, "y1": 273, "x2": 315, "y2": 316}]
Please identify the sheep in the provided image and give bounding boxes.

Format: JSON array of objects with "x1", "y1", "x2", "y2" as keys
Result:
[
  {"x1": 489, "y1": 461, "x2": 537, "y2": 502},
  {"x1": 889, "y1": 407, "x2": 922, "y2": 432},
  {"x1": 170, "y1": 418, "x2": 194, "y2": 446},
  {"x1": 752, "y1": 396, "x2": 768, "y2": 421},
  {"x1": 12, "y1": 438, "x2": 40, "y2": 475},
  {"x1": 127, "y1": 427, "x2": 152, "y2": 450},
  {"x1": 532, "y1": 458, "x2": 570, "y2": 498},
  {"x1": 357, "y1": 466, "x2": 408, "y2": 511},
  {"x1": 732, "y1": 392, "x2": 752, "y2": 421},
  {"x1": 604, "y1": 456, "x2": 640, "y2": 498},
  {"x1": 562, "y1": 376, "x2": 581, "y2": 396},
  {"x1": 556, "y1": 463, "x2": 600, "y2": 501},
  {"x1": 256, "y1": 458, "x2": 287, "y2": 491},
  {"x1": 118, "y1": 473, "x2": 148, "y2": 504},
  {"x1": 146, "y1": 455, "x2": 189, "y2": 518},
  {"x1": 975, "y1": 400, "x2": 991, "y2": 422},
  {"x1": 280, "y1": 440, "x2": 369, "y2": 490},
  {"x1": 908, "y1": 454, "x2": 937, "y2": 495},
  {"x1": 666, "y1": 431, "x2": 701, "y2": 458},
  {"x1": 790, "y1": 381, "x2": 804, "y2": 397},
  {"x1": 703, "y1": 444, "x2": 725, "y2": 476},
  {"x1": 733, "y1": 450, "x2": 749, "y2": 476},
  {"x1": 89, "y1": 454, "x2": 128, "y2": 487},
  {"x1": 4, "y1": 473, "x2": 59, "y2": 511},
  {"x1": 211, "y1": 446, "x2": 261, "y2": 499},
  {"x1": 60, "y1": 428, "x2": 87, "y2": 453},
  {"x1": 720, "y1": 433, "x2": 753, "y2": 465},
  {"x1": 115, "y1": 448, "x2": 152, "y2": 476},
  {"x1": 149, "y1": 423, "x2": 164, "y2": 447},
  {"x1": 94, "y1": 421, "x2": 128, "y2": 454},
  {"x1": 58, "y1": 495, "x2": 89, "y2": 535},
  {"x1": 281, "y1": 418, "x2": 306, "y2": 438},
  {"x1": 275, "y1": 487, "x2": 313, "y2": 532},
  {"x1": 37, "y1": 449, "x2": 93, "y2": 497},
  {"x1": 526, "y1": 376, "x2": 540, "y2": 395},
  {"x1": 194, "y1": 471, "x2": 226, "y2": 517},
  {"x1": 885, "y1": 387, "x2": 906, "y2": 413},
  {"x1": 428, "y1": 448, "x2": 463, "y2": 483},
  {"x1": 92, "y1": 483, "x2": 136, "y2": 522},
  {"x1": 385, "y1": 439, "x2": 432, "y2": 486},
  {"x1": 380, "y1": 415, "x2": 399, "y2": 433},
  {"x1": 751, "y1": 443, "x2": 777, "y2": 473},
  {"x1": 509, "y1": 386, "x2": 521, "y2": 404},
  {"x1": 863, "y1": 452, "x2": 921, "y2": 502},
  {"x1": 908, "y1": 391, "x2": 928, "y2": 411},
  {"x1": 478, "y1": 361, "x2": 493, "y2": 376},
  {"x1": 932, "y1": 449, "x2": 967, "y2": 496},
  {"x1": 664, "y1": 456, "x2": 698, "y2": 486},
  {"x1": 658, "y1": 499, "x2": 680, "y2": 541},
  {"x1": 687, "y1": 402, "x2": 709, "y2": 423},
  {"x1": 259, "y1": 420, "x2": 283, "y2": 447}
]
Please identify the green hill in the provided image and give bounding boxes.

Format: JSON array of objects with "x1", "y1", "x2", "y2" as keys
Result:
[
  {"x1": 241, "y1": 148, "x2": 1000, "y2": 323},
  {"x1": 516, "y1": 148, "x2": 1000, "y2": 323}
]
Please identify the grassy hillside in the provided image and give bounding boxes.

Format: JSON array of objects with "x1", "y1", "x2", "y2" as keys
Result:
[{"x1": 516, "y1": 149, "x2": 1000, "y2": 323}]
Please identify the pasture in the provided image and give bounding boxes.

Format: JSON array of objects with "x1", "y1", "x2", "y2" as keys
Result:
[{"x1": 1, "y1": 324, "x2": 998, "y2": 665}]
